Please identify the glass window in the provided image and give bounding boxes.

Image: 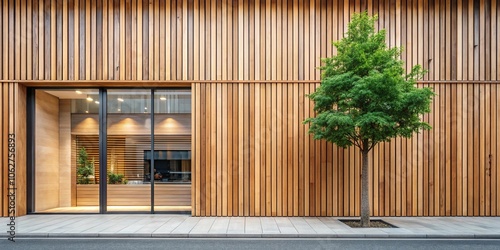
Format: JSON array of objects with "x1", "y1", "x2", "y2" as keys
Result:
[
  {"x1": 32, "y1": 88, "x2": 192, "y2": 213},
  {"x1": 154, "y1": 89, "x2": 191, "y2": 113}
]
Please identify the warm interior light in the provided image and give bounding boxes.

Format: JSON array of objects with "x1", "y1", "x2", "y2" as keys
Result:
[
  {"x1": 95, "y1": 101, "x2": 100, "y2": 104},
  {"x1": 160, "y1": 97, "x2": 167, "y2": 101},
  {"x1": 85, "y1": 110, "x2": 89, "y2": 113},
  {"x1": 117, "y1": 98, "x2": 124, "y2": 102},
  {"x1": 86, "y1": 96, "x2": 93, "y2": 101},
  {"x1": 76, "y1": 90, "x2": 82, "y2": 94}
]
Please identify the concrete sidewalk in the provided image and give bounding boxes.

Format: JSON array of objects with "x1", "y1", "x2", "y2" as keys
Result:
[{"x1": 2, "y1": 215, "x2": 499, "y2": 239}]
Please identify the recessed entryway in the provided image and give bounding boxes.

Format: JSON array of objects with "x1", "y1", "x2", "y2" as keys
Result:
[{"x1": 29, "y1": 88, "x2": 192, "y2": 214}]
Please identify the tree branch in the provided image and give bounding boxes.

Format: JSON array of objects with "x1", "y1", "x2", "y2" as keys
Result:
[
  {"x1": 368, "y1": 141, "x2": 376, "y2": 151},
  {"x1": 349, "y1": 134, "x2": 362, "y2": 149}
]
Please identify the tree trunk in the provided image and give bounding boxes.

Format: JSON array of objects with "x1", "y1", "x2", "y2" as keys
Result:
[{"x1": 361, "y1": 147, "x2": 370, "y2": 227}]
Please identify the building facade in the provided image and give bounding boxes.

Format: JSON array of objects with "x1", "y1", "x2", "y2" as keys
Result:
[{"x1": 1, "y1": 0, "x2": 499, "y2": 217}]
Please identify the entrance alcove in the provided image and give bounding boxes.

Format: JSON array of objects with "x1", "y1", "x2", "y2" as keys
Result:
[{"x1": 32, "y1": 88, "x2": 191, "y2": 213}]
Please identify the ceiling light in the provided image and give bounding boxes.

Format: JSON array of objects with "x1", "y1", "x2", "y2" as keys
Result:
[
  {"x1": 117, "y1": 98, "x2": 124, "y2": 102},
  {"x1": 144, "y1": 107, "x2": 148, "y2": 110},
  {"x1": 85, "y1": 110, "x2": 89, "y2": 113},
  {"x1": 160, "y1": 97, "x2": 167, "y2": 101},
  {"x1": 86, "y1": 96, "x2": 93, "y2": 101},
  {"x1": 95, "y1": 101, "x2": 100, "y2": 104},
  {"x1": 76, "y1": 90, "x2": 82, "y2": 94}
]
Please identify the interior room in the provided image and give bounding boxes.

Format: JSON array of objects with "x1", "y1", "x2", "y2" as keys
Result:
[{"x1": 33, "y1": 88, "x2": 191, "y2": 213}]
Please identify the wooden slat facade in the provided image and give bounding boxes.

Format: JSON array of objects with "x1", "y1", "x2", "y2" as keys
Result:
[
  {"x1": 0, "y1": 0, "x2": 498, "y2": 82},
  {"x1": 0, "y1": 0, "x2": 499, "y2": 216},
  {"x1": 0, "y1": 83, "x2": 26, "y2": 217},
  {"x1": 192, "y1": 82, "x2": 500, "y2": 216}
]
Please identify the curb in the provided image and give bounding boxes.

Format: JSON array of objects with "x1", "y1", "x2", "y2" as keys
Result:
[{"x1": 8, "y1": 233, "x2": 500, "y2": 239}]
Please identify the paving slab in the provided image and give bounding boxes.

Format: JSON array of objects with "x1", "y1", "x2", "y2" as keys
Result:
[
  {"x1": 260, "y1": 217, "x2": 280, "y2": 234},
  {"x1": 207, "y1": 217, "x2": 230, "y2": 236},
  {"x1": 245, "y1": 217, "x2": 262, "y2": 234},
  {"x1": 82, "y1": 216, "x2": 127, "y2": 233},
  {"x1": 171, "y1": 217, "x2": 201, "y2": 235},
  {"x1": 189, "y1": 217, "x2": 216, "y2": 235},
  {"x1": 117, "y1": 216, "x2": 158, "y2": 234},
  {"x1": 95, "y1": 217, "x2": 142, "y2": 234},
  {"x1": 151, "y1": 216, "x2": 187, "y2": 236},
  {"x1": 304, "y1": 217, "x2": 335, "y2": 235},
  {"x1": 289, "y1": 217, "x2": 317, "y2": 236},
  {"x1": 17, "y1": 216, "x2": 75, "y2": 233},
  {"x1": 131, "y1": 219, "x2": 168, "y2": 234},
  {"x1": 25, "y1": 218, "x2": 83, "y2": 233},
  {"x1": 274, "y1": 217, "x2": 298, "y2": 236},
  {"x1": 226, "y1": 217, "x2": 245, "y2": 235}
]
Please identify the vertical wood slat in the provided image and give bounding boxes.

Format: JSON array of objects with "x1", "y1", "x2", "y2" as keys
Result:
[
  {"x1": 1, "y1": 84, "x2": 5, "y2": 216},
  {"x1": 84, "y1": 0, "x2": 90, "y2": 80}
]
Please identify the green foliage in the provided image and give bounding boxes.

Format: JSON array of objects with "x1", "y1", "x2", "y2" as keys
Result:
[
  {"x1": 108, "y1": 172, "x2": 127, "y2": 184},
  {"x1": 305, "y1": 12, "x2": 434, "y2": 151},
  {"x1": 77, "y1": 147, "x2": 94, "y2": 184}
]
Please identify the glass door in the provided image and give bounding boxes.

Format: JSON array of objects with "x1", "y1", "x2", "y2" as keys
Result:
[
  {"x1": 106, "y1": 89, "x2": 151, "y2": 212},
  {"x1": 153, "y1": 89, "x2": 192, "y2": 212}
]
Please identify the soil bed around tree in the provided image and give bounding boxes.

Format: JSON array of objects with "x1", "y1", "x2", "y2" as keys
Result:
[{"x1": 340, "y1": 219, "x2": 397, "y2": 228}]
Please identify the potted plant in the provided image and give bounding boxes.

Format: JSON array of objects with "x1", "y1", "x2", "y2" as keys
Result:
[
  {"x1": 108, "y1": 172, "x2": 127, "y2": 184},
  {"x1": 77, "y1": 147, "x2": 94, "y2": 184}
]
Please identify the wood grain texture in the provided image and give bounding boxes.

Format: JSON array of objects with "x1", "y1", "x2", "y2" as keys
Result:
[
  {"x1": 0, "y1": 83, "x2": 27, "y2": 216},
  {"x1": 34, "y1": 90, "x2": 60, "y2": 212},
  {"x1": 0, "y1": 0, "x2": 497, "y2": 82},
  {"x1": 192, "y1": 81, "x2": 500, "y2": 216}
]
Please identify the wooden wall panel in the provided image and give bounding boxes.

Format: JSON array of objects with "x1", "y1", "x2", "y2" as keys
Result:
[
  {"x1": 15, "y1": 85, "x2": 27, "y2": 216},
  {"x1": 0, "y1": 0, "x2": 498, "y2": 83},
  {"x1": 0, "y1": 83, "x2": 27, "y2": 217},
  {"x1": 192, "y1": 82, "x2": 500, "y2": 216},
  {"x1": 34, "y1": 90, "x2": 60, "y2": 212}
]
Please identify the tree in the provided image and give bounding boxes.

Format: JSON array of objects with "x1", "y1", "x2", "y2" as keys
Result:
[
  {"x1": 77, "y1": 147, "x2": 94, "y2": 184},
  {"x1": 304, "y1": 12, "x2": 434, "y2": 227}
]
